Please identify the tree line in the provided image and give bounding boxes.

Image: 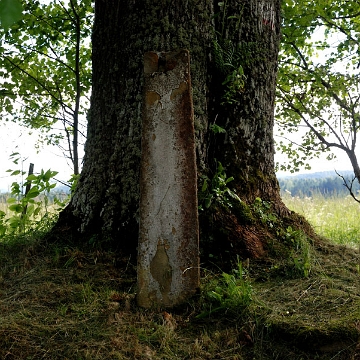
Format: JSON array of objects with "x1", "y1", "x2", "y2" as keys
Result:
[{"x1": 278, "y1": 173, "x2": 360, "y2": 197}]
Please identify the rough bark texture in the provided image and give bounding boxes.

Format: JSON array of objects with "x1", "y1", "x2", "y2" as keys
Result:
[
  {"x1": 54, "y1": 0, "x2": 296, "y2": 261},
  {"x1": 199, "y1": 0, "x2": 289, "y2": 259},
  {"x1": 54, "y1": 0, "x2": 212, "y2": 252}
]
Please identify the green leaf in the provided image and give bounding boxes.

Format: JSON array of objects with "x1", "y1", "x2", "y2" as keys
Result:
[
  {"x1": 9, "y1": 203, "x2": 23, "y2": 213},
  {"x1": 26, "y1": 204, "x2": 35, "y2": 216},
  {"x1": 209, "y1": 124, "x2": 226, "y2": 134},
  {"x1": 201, "y1": 180, "x2": 208, "y2": 192},
  {"x1": 34, "y1": 207, "x2": 41, "y2": 216},
  {"x1": 26, "y1": 187, "x2": 40, "y2": 198},
  {"x1": 26, "y1": 174, "x2": 38, "y2": 181},
  {"x1": 8, "y1": 217, "x2": 21, "y2": 228},
  {"x1": 0, "y1": 0, "x2": 22, "y2": 30},
  {"x1": 205, "y1": 197, "x2": 212, "y2": 209}
]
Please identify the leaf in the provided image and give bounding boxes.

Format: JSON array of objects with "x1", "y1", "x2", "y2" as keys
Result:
[
  {"x1": 26, "y1": 174, "x2": 38, "y2": 181},
  {"x1": 26, "y1": 204, "x2": 35, "y2": 216},
  {"x1": 209, "y1": 124, "x2": 226, "y2": 134},
  {"x1": 26, "y1": 187, "x2": 40, "y2": 198},
  {"x1": 9, "y1": 203, "x2": 23, "y2": 213},
  {"x1": 205, "y1": 197, "x2": 212, "y2": 209},
  {"x1": 10, "y1": 170, "x2": 21, "y2": 176},
  {"x1": 9, "y1": 217, "x2": 21, "y2": 228},
  {"x1": 0, "y1": 0, "x2": 23, "y2": 30},
  {"x1": 43, "y1": 169, "x2": 56, "y2": 181},
  {"x1": 201, "y1": 180, "x2": 208, "y2": 192}
]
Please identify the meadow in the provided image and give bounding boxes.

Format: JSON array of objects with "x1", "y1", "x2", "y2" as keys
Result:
[{"x1": 282, "y1": 191, "x2": 360, "y2": 248}]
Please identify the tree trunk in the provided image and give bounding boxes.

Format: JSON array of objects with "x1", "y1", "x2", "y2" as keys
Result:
[{"x1": 54, "y1": 0, "x2": 297, "y2": 261}]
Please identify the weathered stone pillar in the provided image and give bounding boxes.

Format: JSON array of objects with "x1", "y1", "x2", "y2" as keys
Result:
[{"x1": 137, "y1": 49, "x2": 199, "y2": 308}]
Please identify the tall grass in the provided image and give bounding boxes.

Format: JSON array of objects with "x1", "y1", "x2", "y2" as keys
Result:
[
  {"x1": 282, "y1": 191, "x2": 360, "y2": 248},
  {"x1": 2, "y1": 189, "x2": 359, "y2": 247}
]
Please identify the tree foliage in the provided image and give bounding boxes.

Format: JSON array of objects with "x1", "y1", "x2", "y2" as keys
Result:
[
  {"x1": 0, "y1": 0, "x2": 93, "y2": 174},
  {"x1": 0, "y1": 0, "x2": 23, "y2": 30},
  {"x1": 277, "y1": 0, "x2": 360, "y2": 182}
]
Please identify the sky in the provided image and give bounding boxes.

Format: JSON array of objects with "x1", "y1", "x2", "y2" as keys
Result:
[{"x1": 0, "y1": 122, "x2": 76, "y2": 192}]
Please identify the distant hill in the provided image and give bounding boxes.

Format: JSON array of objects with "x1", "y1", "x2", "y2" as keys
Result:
[
  {"x1": 277, "y1": 170, "x2": 359, "y2": 197},
  {"x1": 277, "y1": 170, "x2": 355, "y2": 180}
]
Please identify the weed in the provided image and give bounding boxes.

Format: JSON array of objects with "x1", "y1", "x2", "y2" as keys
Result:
[
  {"x1": 197, "y1": 258, "x2": 253, "y2": 318},
  {"x1": 213, "y1": 0, "x2": 247, "y2": 105},
  {"x1": 252, "y1": 197, "x2": 278, "y2": 228},
  {"x1": 282, "y1": 226, "x2": 313, "y2": 278},
  {"x1": 0, "y1": 167, "x2": 61, "y2": 238},
  {"x1": 198, "y1": 161, "x2": 241, "y2": 210}
]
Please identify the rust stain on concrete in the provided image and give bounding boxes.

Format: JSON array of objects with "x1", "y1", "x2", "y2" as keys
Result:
[
  {"x1": 146, "y1": 91, "x2": 161, "y2": 106},
  {"x1": 137, "y1": 49, "x2": 199, "y2": 308},
  {"x1": 150, "y1": 240, "x2": 172, "y2": 305}
]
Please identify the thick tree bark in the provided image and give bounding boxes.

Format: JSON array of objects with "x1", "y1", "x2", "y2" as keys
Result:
[{"x1": 54, "y1": 0, "x2": 296, "y2": 260}]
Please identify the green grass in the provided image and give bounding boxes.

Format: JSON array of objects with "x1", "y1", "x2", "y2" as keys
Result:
[
  {"x1": 0, "y1": 232, "x2": 359, "y2": 359},
  {"x1": 282, "y1": 191, "x2": 360, "y2": 248},
  {"x1": 0, "y1": 195, "x2": 359, "y2": 359}
]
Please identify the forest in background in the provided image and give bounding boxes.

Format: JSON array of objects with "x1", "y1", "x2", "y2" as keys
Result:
[
  {"x1": 1, "y1": 171, "x2": 359, "y2": 200},
  {"x1": 278, "y1": 170, "x2": 360, "y2": 197}
]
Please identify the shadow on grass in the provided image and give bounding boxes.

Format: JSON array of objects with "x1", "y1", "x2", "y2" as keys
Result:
[{"x1": 0, "y1": 232, "x2": 359, "y2": 359}]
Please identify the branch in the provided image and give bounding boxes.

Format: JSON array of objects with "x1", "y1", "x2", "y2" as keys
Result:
[
  {"x1": 318, "y1": 15, "x2": 358, "y2": 43},
  {"x1": 3, "y1": 56, "x2": 74, "y2": 114},
  {"x1": 3, "y1": 39, "x2": 76, "y2": 74},
  {"x1": 279, "y1": 90, "x2": 348, "y2": 152},
  {"x1": 335, "y1": 170, "x2": 360, "y2": 203}
]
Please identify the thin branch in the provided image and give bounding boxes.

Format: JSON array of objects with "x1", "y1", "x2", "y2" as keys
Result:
[
  {"x1": 3, "y1": 56, "x2": 74, "y2": 114},
  {"x1": 335, "y1": 170, "x2": 360, "y2": 203},
  {"x1": 3, "y1": 39, "x2": 76, "y2": 75},
  {"x1": 318, "y1": 15, "x2": 358, "y2": 43}
]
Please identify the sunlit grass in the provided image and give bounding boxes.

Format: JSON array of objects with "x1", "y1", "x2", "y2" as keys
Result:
[
  {"x1": 0, "y1": 192, "x2": 67, "y2": 217},
  {"x1": 282, "y1": 191, "x2": 360, "y2": 248}
]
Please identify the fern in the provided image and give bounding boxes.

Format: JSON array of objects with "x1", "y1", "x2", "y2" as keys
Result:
[
  {"x1": 213, "y1": 37, "x2": 247, "y2": 104},
  {"x1": 213, "y1": 37, "x2": 239, "y2": 74}
]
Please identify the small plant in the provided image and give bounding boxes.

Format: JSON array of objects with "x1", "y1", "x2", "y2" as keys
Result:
[
  {"x1": 209, "y1": 123, "x2": 226, "y2": 134},
  {"x1": 68, "y1": 173, "x2": 80, "y2": 195},
  {"x1": 213, "y1": 1, "x2": 247, "y2": 105},
  {"x1": 199, "y1": 161, "x2": 240, "y2": 210},
  {"x1": 213, "y1": 36, "x2": 247, "y2": 105},
  {"x1": 197, "y1": 258, "x2": 253, "y2": 318},
  {"x1": 0, "y1": 163, "x2": 60, "y2": 238},
  {"x1": 282, "y1": 226, "x2": 312, "y2": 278},
  {"x1": 221, "y1": 64, "x2": 246, "y2": 104},
  {"x1": 53, "y1": 173, "x2": 79, "y2": 209},
  {"x1": 252, "y1": 197, "x2": 278, "y2": 228}
]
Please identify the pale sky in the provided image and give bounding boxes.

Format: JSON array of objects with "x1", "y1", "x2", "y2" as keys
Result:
[{"x1": 0, "y1": 122, "x2": 75, "y2": 192}]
